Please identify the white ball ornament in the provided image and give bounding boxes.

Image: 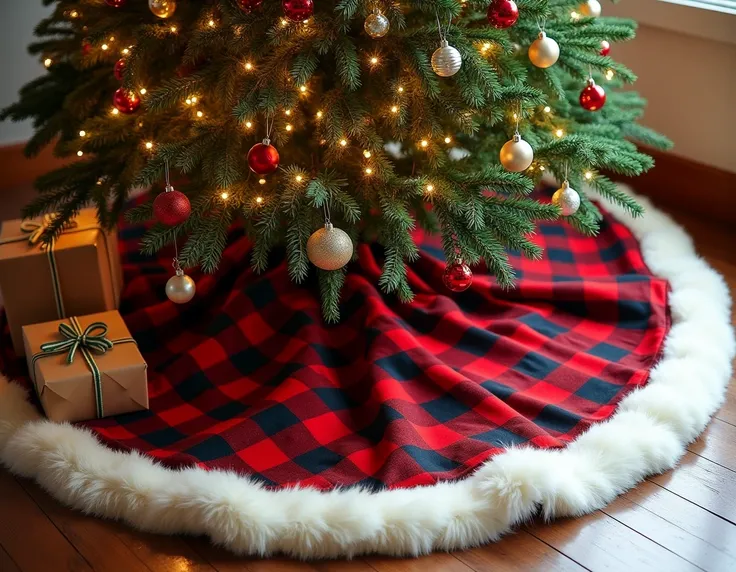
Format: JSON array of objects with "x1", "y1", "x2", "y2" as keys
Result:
[
  {"x1": 552, "y1": 181, "x2": 581, "y2": 216},
  {"x1": 528, "y1": 31, "x2": 560, "y2": 69},
  {"x1": 364, "y1": 10, "x2": 390, "y2": 38},
  {"x1": 578, "y1": 0, "x2": 602, "y2": 17},
  {"x1": 307, "y1": 222, "x2": 354, "y2": 271},
  {"x1": 431, "y1": 40, "x2": 462, "y2": 77},
  {"x1": 499, "y1": 133, "x2": 534, "y2": 172},
  {"x1": 166, "y1": 272, "x2": 196, "y2": 304}
]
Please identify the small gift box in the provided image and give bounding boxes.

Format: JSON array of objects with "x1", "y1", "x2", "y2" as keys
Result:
[
  {"x1": 23, "y1": 311, "x2": 148, "y2": 423},
  {"x1": 0, "y1": 208, "x2": 123, "y2": 356}
]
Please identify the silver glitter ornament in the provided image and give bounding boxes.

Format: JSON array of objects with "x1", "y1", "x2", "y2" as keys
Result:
[
  {"x1": 499, "y1": 133, "x2": 534, "y2": 172},
  {"x1": 528, "y1": 31, "x2": 560, "y2": 69},
  {"x1": 307, "y1": 222, "x2": 354, "y2": 270},
  {"x1": 148, "y1": 0, "x2": 176, "y2": 18},
  {"x1": 166, "y1": 273, "x2": 196, "y2": 304},
  {"x1": 364, "y1": 10, "x2": 390, "y2": 39},
  {"x1": 552, "y1": 181, "x2": 581, "y2": 216},
  {"x1": 578, "y1": 0, "x2": 602, "y2": 17},
  {"x1": 431, "y1": 40, "x2": 462, "y2": 77}
]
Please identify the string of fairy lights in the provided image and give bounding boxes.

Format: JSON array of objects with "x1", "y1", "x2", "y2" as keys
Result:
[{"x1": 46, "y1": 0, "x2": 615, "y2": 300}]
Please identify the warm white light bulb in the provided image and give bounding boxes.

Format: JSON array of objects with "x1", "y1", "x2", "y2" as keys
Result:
[
  {"x1": 426, "y1": 184, "x2": 434, "y2": 192},
  {"x1": 43, "y1": 58, "x2": 52, "y2": 68},
  {"x1": 339, "y1": 139, "x2": 348, "y2": 147},
  {"x1": 295, "y1": 175, "x2": 303, "y2": 182},
  {"x1": 77, "y1": 150, "x2": 84, "y2": 157},
  {"x1": 79, "y1": 130, "x2": 86, "y2": 137},
  {"x1": 256, "y1": 196, "x2": 264, "y2": 203},
  {"x1": 221, "y1": 192, "x2": 229, "y2": 200},
  {"x1": 145, "y1": 141, "x2": 154, "y2": 149},
  {"x1": 363, "y1": 150, "x2": 372, "y2": 158},
  {"x1": 258, "y1": 179, "x2": 266, "y2": 185},
  {"x1": 444, "y1": 136, "x2": 452, "y2": 144},
  {"x1": 285, "y1": 124, "x2": 293, "y2": 132}
]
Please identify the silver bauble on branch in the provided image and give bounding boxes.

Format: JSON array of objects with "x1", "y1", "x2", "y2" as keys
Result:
[
  {"x1": 307, "y1": 222, "x2": 354, "y2": 271},
  {"x1": 499, "y1": 133, "x2": 534, "y2": 172},
  {"x1": 552, "y1": 181, "x2": 581, "y2": 216},
  {"x1": 149, "y1": 0, "x2": 176, "y2": 18},
  {"x1": 528, "y1": 31, "x2": 560, "y2": 69},
  {"x1": 578, "y1": 0, "x2": 602, "y2": 17},
  {"x1": 364, "y1": 10, "x2": 390, "y2": 38},
  {"x1": 166, "y1": 272, "x2": 196, "y2": 304},
  {"x1": 431, "y1": 40, "x2": 462, "y2": 77}
]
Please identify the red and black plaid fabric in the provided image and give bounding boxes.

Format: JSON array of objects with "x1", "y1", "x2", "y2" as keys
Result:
[{"x1": 0, "y1": 191, "x2": 670, "y2": 490}]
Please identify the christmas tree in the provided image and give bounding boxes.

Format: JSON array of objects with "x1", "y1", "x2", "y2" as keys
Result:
[{"x1": 2, "y1": 0, "x2": 671, "y2": 321}]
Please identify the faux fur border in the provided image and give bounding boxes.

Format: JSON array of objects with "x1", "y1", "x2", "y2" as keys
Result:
[{"x1": 0, "y1": 185, "x2": 733, "y2": 558}]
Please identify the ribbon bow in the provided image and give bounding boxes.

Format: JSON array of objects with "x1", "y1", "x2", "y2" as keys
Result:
[
  {"x1": 40, "y1": 321, "x2": 114, "y2": 364},
  {"x1": 20, "y1": 214, "x2": 78, "y2": 246}
]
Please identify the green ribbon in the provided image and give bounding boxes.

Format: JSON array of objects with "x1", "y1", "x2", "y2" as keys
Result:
[
  {"x1": 0, "y1": 214, "x2": 117, "y2": 320},
  {"x1": 30, "y1": 317, "x2": 137, "y2": 419}
]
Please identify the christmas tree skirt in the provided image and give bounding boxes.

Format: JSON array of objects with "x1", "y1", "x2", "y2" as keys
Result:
[{"x1": 0, "y1": 186, "x2": 732, "y2": 558}]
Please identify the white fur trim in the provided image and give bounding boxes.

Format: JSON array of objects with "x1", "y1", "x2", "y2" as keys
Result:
[{"x1": 0, "y1": 185, "x2": 732, "y2": 558}]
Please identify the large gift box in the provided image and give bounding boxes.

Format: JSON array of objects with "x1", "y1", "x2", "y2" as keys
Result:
[
  {"x1": 23, "y1": 311, "x2": 148, "y2": 423},
  {"x1": 0, "y1": 208, "x2": 123, "y2": 356}
]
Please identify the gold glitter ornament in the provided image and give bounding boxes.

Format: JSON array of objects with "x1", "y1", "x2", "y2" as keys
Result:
[
  {"x1": 307, "y1": 222, "x2": 354, "y2": 271},
  {"x1": 364, "y1": 9, "x2": 390, "y2": 38},
  {"x1": 149, "y1": 0, "x2": 176, "y2": 19}
]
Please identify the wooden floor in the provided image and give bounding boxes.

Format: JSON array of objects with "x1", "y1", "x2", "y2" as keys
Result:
[{"x1": 1, "y1": 210, "x2": 735, "y2": 572}]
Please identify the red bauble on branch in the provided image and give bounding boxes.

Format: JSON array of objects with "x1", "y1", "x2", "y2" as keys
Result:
[
  {"x1": 579, "y1": 78, "x2": 606, "y2": 111},
  {"x1": 154, "y1": 188, "x2": 191, "y2": 226},
  {"x1": 114, "y1": 58, "x2": 126, "y2": 81},
  {"x1": 247, "y1": 140, "x2": 280, "y2": 175},
  {"x1": 82, "y1": 40, "x2": 92, "y2": 56},
  {"x1": 600, "y1": 40, "x2": 611, "y2": 56},
  {"x1": 487, "y1": 0, "x2": 519, "y2": 29},
  {"x1": 237, "y1": 0, "x2": 263, "y2": 12},
  {"x1": 105, "y1": 0, "x2": 127, "y2": 7},
  {"x1": 113, "y1": 87, "x2": 140, "y2": 113},
  {"x1": 443, "y1": 261, "x2": 473, "y2": 292},
  {"x1": 282, "y1": 0, "x2": 314, "y2": 22}
]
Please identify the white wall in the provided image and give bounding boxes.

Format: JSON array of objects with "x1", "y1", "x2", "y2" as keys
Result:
[
  {"x1": 0, "y1": 1, "x2": 53, "y2": 145},
  {"x1": 606, "y1": 1, "x2": 736, "y2": 173}
]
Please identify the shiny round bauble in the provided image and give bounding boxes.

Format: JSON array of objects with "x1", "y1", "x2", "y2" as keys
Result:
[
  {"x1": 105, "y1": 0, "x2": 126, "y2": 7},
  {"x1": 153, "y1": 189, "x2": 191, "y2": 226},
  {"x1": 578, "y1": 0, "x2": 602, "y2": 17},
  {"x1": 113, "y1": 87, "x2": 140, "y2": 114},
  {"x1": 499, "y1": 134, "x2": 534, "y2": 172},
  {"x1": 237, "y1": 0, "x2": 263, "y2": 12},
  {"x1": 487, "y1": 0, "x2": 519, "y2": 29},
  {"x1": 82, "y1": 40, "x2": 92, "y2": 56},
  {"x1": 364, "y1": 11, "x2": 390, "y2": 38},
  {"x1": 149, "y1": 0, "x2": 176, "y2": 18},
  {"x1": 166, "y1": 273, "x2": 196, "y2": 304},
  {"x1": 579, "y1": 78, "x2": 606, "y2": 111},
  {"x1": 247, "y1": 140, "x2": 280, "y2": 175},
  {"x1": 600, "y1": 40, "x2": 611, "y2": 57},
  {"x1": 114, "y1": 58, "x2": 126, "y2": 81},
  {"x1": 431, "y1": 41, "x2": 462, "y2": 78},
  {"x1": 307, "y1": 223, "x2": 354, "y2": 271},
  {"x1": 528, "y1": 32, "x2": 560, "y2": 69},
  {"x1": 443, "y1": 261, "x2": 473, "y2": 292},
  {"x1": 552, "y1": 181, "x2": 581, "y2": 216},
  {"x1": 282, "y1": 0, "x2": 314, "y2": 22}
]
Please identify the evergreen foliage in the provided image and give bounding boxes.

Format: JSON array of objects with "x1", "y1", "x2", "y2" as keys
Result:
[{"x1": 2, "y1": 0, "x2": 671, "y2": 321}]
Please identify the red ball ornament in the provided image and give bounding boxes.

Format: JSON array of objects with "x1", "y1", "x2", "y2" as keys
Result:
[
  {"x1": 443, "y1": 260, "x2": 473, "y2": 292},
  {"x1": 105, "y1": 0, "x2": 127, "y2": 7},
  {"x1": 247, "y1": 140, "x2": 280, "y2": 175},
  {"x1": 579, "y1": 79, "x2": 606, "y2": 111},
  {"x1": 600, "y1": 40, "x2": 611, "y2": 57},
  {"x1": 282, "y1": 0, "x2": 314, "y2": 22},
  {"x1": 82, "y1": 40, "x2": 92, "y2": 56},
  {"x1": 113, "y1": 87, "x2": 140, "y2": 114},
  {"x1": 154, "y1": 188, "x2": 191, "y2": 226},
  {"x1": 487, "y1": 0, "x2": 519, "y2": 29},
  {"x1": 114, "y1": 58, "x2": 126, "y2": 81},
  {"x1": 237, "y1": 0, "x2": 263, "y2": 12}
]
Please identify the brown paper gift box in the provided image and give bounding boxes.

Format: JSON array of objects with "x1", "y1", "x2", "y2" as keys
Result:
[
  {"x1": 0, "y1": 208, "x2": 123, "y2": 356},
  {"x1": 23, "y1": 311, "x2": 148, "y2": 423}
]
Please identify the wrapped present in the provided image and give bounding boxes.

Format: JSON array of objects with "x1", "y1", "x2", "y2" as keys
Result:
[
  {"x1": 0, "y1": 209, "x2": 123, "y2": 356},
  {"x1": 23, "y1": 311, "x2": 148, "y2": 422}
]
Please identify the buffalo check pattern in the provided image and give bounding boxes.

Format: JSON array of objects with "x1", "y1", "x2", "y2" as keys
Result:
[{"x1": 0, "y1": 192, "x2": 670, "y2": 490}]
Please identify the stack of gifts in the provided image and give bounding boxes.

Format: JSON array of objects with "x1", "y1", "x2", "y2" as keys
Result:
[{"x1": 0, "y1": 208, "x2": 148, "y2": 422}]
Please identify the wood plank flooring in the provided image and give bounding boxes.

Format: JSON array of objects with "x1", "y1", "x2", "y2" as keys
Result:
[{"x1": 1, "y1": 209, "x2": 734, "y2": 572}]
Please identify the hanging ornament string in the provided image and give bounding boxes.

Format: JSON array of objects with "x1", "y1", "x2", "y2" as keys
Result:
[
  {"x1": 264, "y1": 113, "x2": 274, "y2": 145},
  {"x1": 435, "y1": 12, "x2": 452, "y2": 45},
  {"x1": 322, "y1": 199, "x2": 331, "y2": 225}
]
